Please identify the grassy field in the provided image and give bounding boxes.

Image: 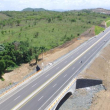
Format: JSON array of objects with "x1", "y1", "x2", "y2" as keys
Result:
[
  {"x1": 0, "y1": 13, "x2": 10, "y2": 21},
  {"x1": 106, "y1": 17, "x2": 110, "y2": 22},
  {"x1": 106, "y1": 21, "x2": 110, "y2": 27},
  {"x1": 95, "y1": 26, "x2": 104, "y2": 35},
  {"x1": 0, "y1": 11, "x2": 109, "y2": 50}
]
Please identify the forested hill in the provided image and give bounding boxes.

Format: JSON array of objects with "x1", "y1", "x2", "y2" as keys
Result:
[{"x1": 22, "y1": 8, "x2": 47, "y2": 11}]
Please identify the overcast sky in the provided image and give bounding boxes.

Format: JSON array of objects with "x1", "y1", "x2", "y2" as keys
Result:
[{"x1": 0, "y1": 0, "x2": 110, "y2": 11}]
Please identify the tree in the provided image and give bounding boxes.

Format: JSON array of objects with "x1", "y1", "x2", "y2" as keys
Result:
[
  {"x1": 34, "y1": 32, "x2": 39, "y2": 38},
  {"x1": 1, "y1": 31, "x2": 4, "y2": 35},
  {"x1": 2, "y1": 55, "x2": 15, "y2": 69},
  {"x1": 0, "y1": 60, "x2": 5, "y2": 77},
  {"x1": 71, "y1": 19, "x2": 76, "y2": 22},
  {"x1": 35, "y1": 53, "x2": 39, "y2": 64},
  {"x1": 40, "y1": 46, "x2": 46, "y2": 61},
  {"x1": 48, "y1": 18, "x2": 51, "y2": 23},
  {"x1": 0, "y1": 44, "x2": 5, "y2": 52},
  {"x1": 16, "y1": 20, "x2": 21, "y2": 26}
]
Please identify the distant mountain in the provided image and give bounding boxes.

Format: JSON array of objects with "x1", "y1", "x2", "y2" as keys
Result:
[
  {"x1": 22, "y1": 8, "x2": 110, "y2": 14},
  {"x1": 80, "y1": 8, "x2": 110, "y2": 15},
  {"x1": 52, "y1": 9, "x2": 67, "y2": 12},
  {"x1": 22, "y1": 8, "x2": 47, "y2": 12},
  {"x1": 22, "y1": 8, "x2": 68, "y2": 12},
  {"x1": 91, "y1": 8, "x2": 110, "y2": 15}
]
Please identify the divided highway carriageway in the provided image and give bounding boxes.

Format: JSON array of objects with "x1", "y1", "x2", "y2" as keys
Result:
[{"x1": 0, "y1": 27, "x2": 110, "y2": 110}]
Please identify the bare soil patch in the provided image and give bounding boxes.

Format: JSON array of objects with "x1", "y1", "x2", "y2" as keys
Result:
[{"x1": 79, "y1": 43, "x2": 110, "y2": 110}]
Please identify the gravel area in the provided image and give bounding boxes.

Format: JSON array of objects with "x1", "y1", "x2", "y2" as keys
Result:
[{"x1": 58, "y1": 84, "x2": 105, "y2": 110}]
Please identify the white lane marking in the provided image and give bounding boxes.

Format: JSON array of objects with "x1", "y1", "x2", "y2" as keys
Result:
[
  {"x1": 38, "y1": 96, "x2": 43, "y2": 101},
  {"x1": 64, "y1": 74, "x2": 67, "y2": 77},
  {"x1": 32, "y1": 83, "x2": 37, "y2": 87},
  {"x1": 14, "y1": 96, "x2": 20, "y2": 101},
  {"x1": 53, "y1": 84, "x2": 57, "y2": 88},
  {"x1": 45, "y1": 74, "x2": 49, "y2": 77},
  {"x1": 64, "y1": 61, "x2": 67, "y2": 63},
  {"x1": 56, "y1": 67, "x2": 59, "y2": 70},
  {"x1": 72, "y1": 67, "x2": 75, "y2": 70},
  {"x1": 44, "y1": 43, "x2": 105, "y2": 110}
]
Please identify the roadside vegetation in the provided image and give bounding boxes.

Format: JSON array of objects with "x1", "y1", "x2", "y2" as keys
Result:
[
  {"x1": 0, "y1": 10, "x2": 110, "y2": 79},
  {"x1": 105, "y1": 17, "x2": 110, "y2": 22},
  {"x1": 106, "y1": 21, "x2": 110, "y2": 27},
  {"x1": 95, "y1": 26, "x2": 104, "y2": 35}
]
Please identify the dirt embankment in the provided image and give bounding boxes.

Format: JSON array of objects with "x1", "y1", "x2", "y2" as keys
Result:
[
  {"x1": 0, "y1": 26, "x2": 95, "y2": 90},
  {"x1": 79, "y1": 43, "x2": 110, "y2": 110}
]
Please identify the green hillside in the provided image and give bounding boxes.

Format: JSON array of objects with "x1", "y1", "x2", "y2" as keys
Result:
[
  {"x1": 0, "y1": 13, "x2": 10, "y2": 21},
  {"x1": 22, "y1": 8, "x2": 46, "y2": 11},
  {"x1": 0, "y1": 10, "x2": 109, "y2": 77},
  {"x1": 0, "y1": 10, "x2": 109, "y2": 50}
]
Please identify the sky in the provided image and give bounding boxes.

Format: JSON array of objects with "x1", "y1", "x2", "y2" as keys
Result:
[{"x1": 0, "y1": 0, "x2": 110, "y2": 11}]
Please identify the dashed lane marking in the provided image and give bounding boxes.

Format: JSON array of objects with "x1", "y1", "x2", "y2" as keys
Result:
[
  {"x1": 53, "y1": 84, "x2": 57, "y2": 88},
  {"x1": 38, "y1": 96, "x2": 43, "y2": 101},
  {"x1": 45, "y1": 74, "x2": 49, "y2": 77},
  {"x1": 14, "y1": 96, "x2": 20, "y2": 101},
  {"x1": 56, "y1": 67, "x2": 59, "y2": 70},
  {"x1": 64, "y1": 74, "x2": 67, "y2": 77},
  {"x1": 32, "y1": 83, "x2": 37, "y2": 88},
  {"x1": 72, "y1": 67, "x2": 75, "y2": 70}
]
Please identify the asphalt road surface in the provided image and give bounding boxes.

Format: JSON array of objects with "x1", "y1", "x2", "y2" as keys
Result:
[{"x1": 0, "y1": 27, "x2": 110, "y2": 110}]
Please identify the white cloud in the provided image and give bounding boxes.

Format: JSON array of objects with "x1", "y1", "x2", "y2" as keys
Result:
[{"x1": 0, "y1": 0, "x2": 110, "y2": 11}]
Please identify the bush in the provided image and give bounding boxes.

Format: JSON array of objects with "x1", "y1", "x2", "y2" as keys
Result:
[
  {"x1": 0, "y1": 60, "x2": 5, "y2": 77},
  {"x1": 71, "y1": 19, "x2": 76, "y2": 22}
]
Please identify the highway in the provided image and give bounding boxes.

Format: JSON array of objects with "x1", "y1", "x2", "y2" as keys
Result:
[{"x1": 0, "y1": 27, "x2": 110, "y2": 110}]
